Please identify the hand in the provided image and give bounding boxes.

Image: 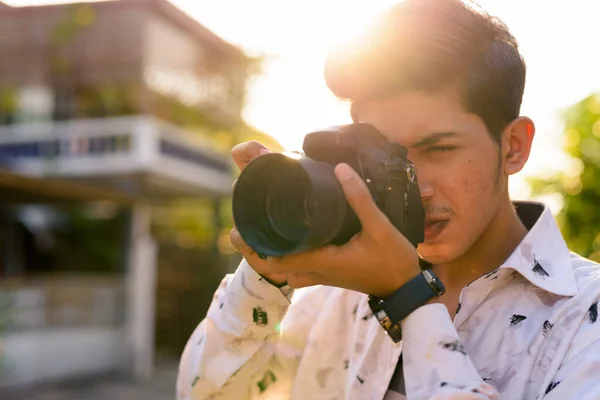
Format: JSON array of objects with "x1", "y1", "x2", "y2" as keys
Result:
[
  {"x1": 262, "y1": 163, "x2": 422, "y2": 298},
  {"x1": 229, "y1": 141, "x2": 288, "y2": 286}
]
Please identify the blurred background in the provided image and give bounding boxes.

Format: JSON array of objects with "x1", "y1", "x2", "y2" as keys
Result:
[{"x1": 0, "y1": 0, "x2": 599, "y2": 399}]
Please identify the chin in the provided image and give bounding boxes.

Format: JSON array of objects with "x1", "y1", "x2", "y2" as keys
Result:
[{"x1": 416, "y1": 241, "x2": 455, "y2": 265}]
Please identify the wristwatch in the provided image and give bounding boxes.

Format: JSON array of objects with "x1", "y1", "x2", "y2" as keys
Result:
[{"x1": 368, "y1": 266, "x2": 445, "y2": 343}]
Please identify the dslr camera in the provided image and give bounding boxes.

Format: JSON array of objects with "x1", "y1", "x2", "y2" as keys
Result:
[{"x1": 232, "y1": 123, "x2": 425, "y2": 258}]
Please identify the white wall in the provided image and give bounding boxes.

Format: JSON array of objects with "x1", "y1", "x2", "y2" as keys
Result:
[{"x1": 0, "y1": 327, "x2": 128, "y2": 388}]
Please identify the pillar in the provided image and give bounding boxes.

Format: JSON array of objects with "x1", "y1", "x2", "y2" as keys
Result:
[{"x1": 124, "y1": 203, "x2": 157, "y2": 380}]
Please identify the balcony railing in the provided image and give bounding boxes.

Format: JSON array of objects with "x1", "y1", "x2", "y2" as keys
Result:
[{"x1": 0, "y1": 116, "x2": 234, "y2": 199}]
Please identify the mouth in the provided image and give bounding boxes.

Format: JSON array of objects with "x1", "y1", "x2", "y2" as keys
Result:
[{"x1": 423, "y1": 219, "x2": 449, "y2": 241}]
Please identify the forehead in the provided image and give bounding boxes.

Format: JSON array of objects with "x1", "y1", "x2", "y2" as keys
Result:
[{"x1": 356, "y1": 91, "x2": 489, "y2": 146}]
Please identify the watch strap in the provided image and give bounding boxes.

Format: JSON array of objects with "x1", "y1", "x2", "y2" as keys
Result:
[
  {"x1": 369, "y1": 267, "x2": 445, "y2": 342},
  {"x1": 383, "y1": 271, "x2": 439, "y2": 324}
]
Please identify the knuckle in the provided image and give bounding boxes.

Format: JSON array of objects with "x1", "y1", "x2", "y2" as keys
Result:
[
  {"x1": 231, "y1": 141, "x2": 249, "y2": 154},
  {"x1": 266, "y1": 257, "x2": 280, "y2": 270},
  {"x1": 231, "y1": 141, "x2": 265, "y2": 160},
  {"x1": 345, "y1": 179, "x2": 368, "y2": 198},
  {"x1": 373, "y1": 223, "x2": 396, "y2": 243},
  {"x1": 266, "y1": 257, "x2": 289, "y2": 274},
  {"x1": 246, "y1": 257, "x2": 267, "y2": 274},
  {"x1": 230, "y1": 143, "x2": 244, "y2": 159},
  {"x1": 286, "y1": 273, "x2": 306, "y2": 289},
  {"x1": 370, "y1": 229, "x2": 388, "y2": 243},
  {"x1": 229, "y1": 228, "x2": 244, "y2": 248},
  {"x1": 287, "y1": 280, "x2": 301, "y2": 289},
  {"x1": 247, "y1": 140, "x2": 263, "y2": 148},
  {"x1": 354, "y1": 187, "x2": 371, "y2": 202}
]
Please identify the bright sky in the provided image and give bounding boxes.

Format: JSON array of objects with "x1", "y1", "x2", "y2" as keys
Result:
[{"x1": 7, "y1": 0, "x2": 600, "y2": 203}]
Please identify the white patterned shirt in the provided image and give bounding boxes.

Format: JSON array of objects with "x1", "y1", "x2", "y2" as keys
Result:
[{"x1": 177, "y1": 202, "x2": 600, "y2": 399}]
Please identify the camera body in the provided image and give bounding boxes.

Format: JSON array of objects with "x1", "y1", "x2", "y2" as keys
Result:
[
  {"x1": 232, "y1": 123, "x2": 425, "y2": 258},
  {"x1": 302, "y1": 123, "x2": 425, "y2": 245}
]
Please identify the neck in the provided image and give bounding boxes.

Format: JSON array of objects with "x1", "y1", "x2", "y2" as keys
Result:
[{"x1": 432, "y1": 199, "x2": 528, "y2": 303}]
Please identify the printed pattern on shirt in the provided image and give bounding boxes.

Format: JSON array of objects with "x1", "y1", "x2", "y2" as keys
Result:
[{"x1": 177, "y1": 202, "x2": 600, "y2": 400}]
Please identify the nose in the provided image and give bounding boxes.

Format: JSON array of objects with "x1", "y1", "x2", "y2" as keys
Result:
[
  {"x1": 418, "y1": 179, "x2": 434, "y2": 202},
  {"x1": 411, "y1": 159, "x2": 433, "y2": 201}
]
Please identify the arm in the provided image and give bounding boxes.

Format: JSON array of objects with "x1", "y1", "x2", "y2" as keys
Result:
[
  {"x1": 537, "y1": 324, "x2": 600, "y2": 399},
  {"x1": 401, "y1": 302, "x2": 600, "y2": 400},
  {"x1": 176, "y1": 259, "x2": 314, "y2": 400},
  {"x1": 401, "y1": 304, "x2": 499, "y2": 400}
]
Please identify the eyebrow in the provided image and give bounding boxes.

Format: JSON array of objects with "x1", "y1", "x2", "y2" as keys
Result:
[{"x1": 410, "y1": 132, "x2": 460, "y2": 148}]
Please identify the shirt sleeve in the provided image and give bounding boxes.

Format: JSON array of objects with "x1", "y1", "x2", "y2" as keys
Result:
[
  {"x1": 537, "y1": 325, "x2": 600, "y2": 399},
  {"x1": 176, "y1": 259, "x2": 313, "y2": 400},
  {"x1": 400, "y1": 303, "x2": 499, "y2": 400}
]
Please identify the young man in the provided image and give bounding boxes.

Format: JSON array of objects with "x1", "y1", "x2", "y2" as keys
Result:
[{"x1": 177, "y1": 1, "x2": 600, "y2": 399}]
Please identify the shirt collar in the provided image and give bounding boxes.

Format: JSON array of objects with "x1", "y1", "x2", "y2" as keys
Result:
[{"x1": 499, "y1": 201, "x2": 578, "y2": 297}]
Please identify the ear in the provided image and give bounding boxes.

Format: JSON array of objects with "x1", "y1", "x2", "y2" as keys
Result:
[{"x1": 501, "y1": 116, "x2": 535, "y2": 176}]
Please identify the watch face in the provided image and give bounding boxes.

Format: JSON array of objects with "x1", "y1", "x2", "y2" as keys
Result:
[
  {"x1": 375, "y1": 310, "x2": 393, "y2": 330},
  {"x1": 374, "y1": 310, "x2": 402, "y2": 343}
]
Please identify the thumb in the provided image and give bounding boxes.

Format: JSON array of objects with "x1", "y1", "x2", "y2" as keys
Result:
[{"x1": 334, "y1": 163, "x2": 392, "y2": 236}]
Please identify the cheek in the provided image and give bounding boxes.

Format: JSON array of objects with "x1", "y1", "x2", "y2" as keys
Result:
[{"x1": 445, "y1": 157, "x2": 499, "y2": 215}]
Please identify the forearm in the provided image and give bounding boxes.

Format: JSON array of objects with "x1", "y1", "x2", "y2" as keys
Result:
[{"x1": 176, "y1": 259, "x2": 295, "y2": 399}]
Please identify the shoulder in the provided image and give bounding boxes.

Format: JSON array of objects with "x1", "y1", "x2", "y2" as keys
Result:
[
  {"x1": 571, "y1": 252, "x2": 600, "y2": 296},
  {"x1": 559, "y1": 253, "x2": 600, "y2": 363}
]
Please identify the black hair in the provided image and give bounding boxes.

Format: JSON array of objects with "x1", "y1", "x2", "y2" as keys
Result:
[{"x1": 324, "y1": 0, "x2": 526, "y2": 143}]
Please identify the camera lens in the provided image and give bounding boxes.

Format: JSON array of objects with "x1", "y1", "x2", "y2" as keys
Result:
[
  {"x1": 266, "y1": 172, "x2": 314, "y2": 243},
  {"x1": 232, "y1": 153, "x2": 353, "y2": 257}
]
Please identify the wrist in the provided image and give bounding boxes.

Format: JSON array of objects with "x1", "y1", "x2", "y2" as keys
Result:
[
  {"x1": 378, "y1": 261, "x2": 422, "y2": 299},
  {"x1": 425, "y1": 296, "x2": 442, "y2": 306},
  {"x1": 369, "y1": 267, "x2": 445, "y2": 342}
]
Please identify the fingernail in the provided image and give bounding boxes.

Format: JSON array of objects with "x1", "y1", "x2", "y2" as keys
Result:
[
  {"x1": 259, "y1": 148, "x2": 270, "y2": 155},
  {"x1": 335, "y1": 163, "x2": 354, "y2": 181}
]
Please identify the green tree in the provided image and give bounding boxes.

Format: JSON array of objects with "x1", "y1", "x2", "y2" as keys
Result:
[{"x1": 528, "y1": 93, "x2": 600, "y2": 262}]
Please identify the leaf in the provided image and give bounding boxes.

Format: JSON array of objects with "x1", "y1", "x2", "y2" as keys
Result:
[{"x1": 529, "y1": 94, "x2": 600, "y2": 259}]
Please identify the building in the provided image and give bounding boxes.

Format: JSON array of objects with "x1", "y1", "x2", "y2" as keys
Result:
[{"x1": 0, "y1": 0, "x2": 256, "y2": 389}]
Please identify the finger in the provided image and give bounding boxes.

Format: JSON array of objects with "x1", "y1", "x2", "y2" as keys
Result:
[
  {"x1": 286, "y1": 271, "x2": 324, "y2": 289},
  {"x1": 266, "y1": 245, "x2": 343, "y2": 273},
  {"x1": 334, "y1": 163, "x2": 393, "y2": 237},
  {"x1": 231, "y1": 141, "x2": 270, "y2": 171},
  {"x1": 230, "y1": 227, "x2": 253, "y2": 255},
  {"x1": 230, "y1": 227, "x2": 269, "y2": 266}
]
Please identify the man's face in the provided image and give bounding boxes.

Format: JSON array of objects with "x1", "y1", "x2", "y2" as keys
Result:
[{"x1": 358, "y1": 91, "x2": 507, "y2": 264}]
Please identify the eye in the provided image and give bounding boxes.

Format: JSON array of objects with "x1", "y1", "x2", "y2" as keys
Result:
[{"x1": 425, "y1": 146, "x2": 456, "y2": 154}]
